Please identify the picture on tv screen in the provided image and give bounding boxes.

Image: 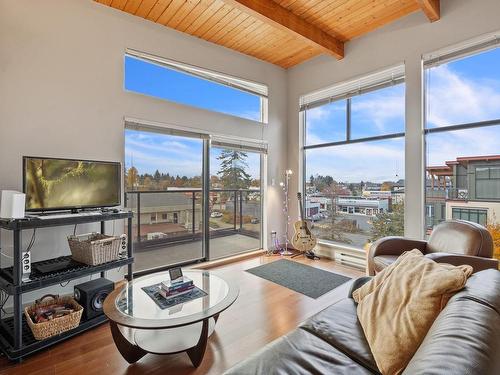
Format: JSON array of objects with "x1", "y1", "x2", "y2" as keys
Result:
[{"x1": 24, "y1": 157, "x2": 121, "y2": 211}]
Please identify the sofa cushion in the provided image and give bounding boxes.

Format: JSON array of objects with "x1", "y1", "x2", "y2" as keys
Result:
[
  {"x1": 451, "y1": 268, "x2": 500, "y2": 313},
  {"x1": 353, "y1": 249, "x2": 473, "y2": 375},
  {"x1": 223, "y1": 327, "x2": 375, "y2": 375},
  {"x1": 403, "y1": 288, "x2": 500, "y2": 374},
  {"x1": 301, "y1": 298, "x2": 379, "y2": 374}
]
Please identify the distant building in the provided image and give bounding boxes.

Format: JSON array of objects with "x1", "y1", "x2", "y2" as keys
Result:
[
  {"x1": 309, "y1": 196, "x2": 332, "y2": 212},
  {"x1": 426, "y1": 155, "x2": 500, "y2": 230},
  {"x1": 362, "y1": 190, "x2": 391, "y2": 199},
  {"x1": 336, "y1": 196, "x2": 389, "y2": 216},
  {"x1": 305, "y1": 199, "x2": 321, "y2": 217},
  {"x1": 126, "y1": 192, "x2": 202, "y2": 231}
]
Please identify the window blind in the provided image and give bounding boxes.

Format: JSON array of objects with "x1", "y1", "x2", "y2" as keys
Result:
[
  {"x1": 125, "y1": 118, "x2": 267, "y2": 153},
  {"x1": 423, "y1": 31, "x2": 500, "y2": 68},
  {"x1": 126, "y1": 48, "x2": 268, "y2": 98},
  {"x1": 299, "y1": 64, "x2": 405, "y2": 111},
  {"x1": 211, "y1": 135, "x2": 268, "y2": 154},
  {"x1": 125, "y1": 119, "x2": 209, "y2": 140}
]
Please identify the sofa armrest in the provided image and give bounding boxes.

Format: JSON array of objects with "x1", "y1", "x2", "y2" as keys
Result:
[
  {"x1": 349, "y1": 276, "x2": 372, "y2": 300},
  {"x1": 367, "y1": 237, "x2": 427, "y2": 275},
  {"x1": 425, "y1": 252, "x2": 499, "y2": 273}
]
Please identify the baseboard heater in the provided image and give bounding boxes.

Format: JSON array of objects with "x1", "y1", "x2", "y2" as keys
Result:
[{"x1": 334, "y1": 250, "x2": 366, "y2": 271}]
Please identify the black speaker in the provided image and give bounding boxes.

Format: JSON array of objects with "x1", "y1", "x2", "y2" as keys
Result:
[{"x1": 74, "y1": 278, "x2": 114, "y2": 320}]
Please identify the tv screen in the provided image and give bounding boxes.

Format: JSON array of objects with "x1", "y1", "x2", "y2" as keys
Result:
[{"x1": 23, "y1": 157, "x2": 121, "y2": 212}]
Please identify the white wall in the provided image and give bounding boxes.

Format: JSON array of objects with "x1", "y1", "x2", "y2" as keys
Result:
[
  {"x1": 0, "y1": 0, "x2": 287, "y2": 302},
  {"x1": 287, "y1": 0, "x2": 500, "y2": 245}
]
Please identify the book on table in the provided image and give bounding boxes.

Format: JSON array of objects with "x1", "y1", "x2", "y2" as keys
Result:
[
  {"x1": 159, "y1": 284, "x2": 195, "y2": 300},
  {"x1": 161, "y1": 277, "x2": 193, "y2": 293}
]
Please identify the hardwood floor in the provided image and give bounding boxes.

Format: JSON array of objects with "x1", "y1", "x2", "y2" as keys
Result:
[{"x1": 0, "y1": 254, "x2": 364, "y2": 375}]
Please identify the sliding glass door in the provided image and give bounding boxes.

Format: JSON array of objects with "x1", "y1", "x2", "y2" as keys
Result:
[
  {"x1": 124, "y1": 128, "x2": 205, "y2": 273},
  {"x1": 209, "y1": 146, "x2": 263, "y2": 260},
  {"x1": 124, "y1": 126, "x2": 265, "y2": 273}
]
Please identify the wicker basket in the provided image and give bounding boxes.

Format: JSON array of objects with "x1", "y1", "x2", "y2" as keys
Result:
[
  {"x1": 25, "y1": 294, "x2": 83, "y2": 341},
  {"x1": 68, "y1": 232, "x2": 121, "y2": 266}
]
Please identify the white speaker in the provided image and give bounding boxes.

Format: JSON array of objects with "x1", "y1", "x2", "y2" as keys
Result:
[{"x1": 0, "y1": 190, "x2": 26, "y2": 219}]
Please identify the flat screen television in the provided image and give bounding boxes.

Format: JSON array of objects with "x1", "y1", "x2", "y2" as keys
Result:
[{"x1": 23, "y1": 156, "x2": 121, "y2": 212}]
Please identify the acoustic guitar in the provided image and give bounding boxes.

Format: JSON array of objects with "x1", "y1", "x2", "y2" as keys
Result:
[{"x1": 291, "y1": 193, "x2": 317, "y2": 252}]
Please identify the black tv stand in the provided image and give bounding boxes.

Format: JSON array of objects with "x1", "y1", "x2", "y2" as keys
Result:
[{"x1": 0, "y1": 211, "x2": 134, "y2": 361}]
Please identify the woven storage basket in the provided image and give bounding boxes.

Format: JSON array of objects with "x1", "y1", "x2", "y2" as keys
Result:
[
  {"x1": 25, "y1": 294, "x2": 83, "y2": 341},
  {"x1": 68, "y1": 232, "x2": 121, "y2": 266}
]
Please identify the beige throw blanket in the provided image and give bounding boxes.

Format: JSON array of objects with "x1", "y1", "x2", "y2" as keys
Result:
[{"x1": 353, "y1": 249, "x2": 473, "y2": 375}]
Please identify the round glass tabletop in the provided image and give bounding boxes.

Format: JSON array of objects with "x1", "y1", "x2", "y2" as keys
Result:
[{"x1": 104, "y1": 270, "x2": 239, "y2": 329}]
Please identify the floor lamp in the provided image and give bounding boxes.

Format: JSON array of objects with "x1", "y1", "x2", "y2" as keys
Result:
[{"x1": 280, "y1": 169, "x2": 294, "y2": 256}]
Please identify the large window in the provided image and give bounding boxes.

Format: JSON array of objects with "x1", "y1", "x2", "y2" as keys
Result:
[
  {"x1": 302, "y1": 66, "x2": 405, "y2": 250},
  {"x1": 124, "y1": 126, "x2": 265, "y2": 273},
  {"x1": 209, "y1": 146, "x2": 263, "y2": 259},
  {"x1": 424, "y1": 41, "x2": 500, "y2": 263},
  {"x1": 124, "y1": 128, "x2": 205, "y2": 272},
  {"x1": 124, "y1": 50, "x2": 267, "y2": 122},
  {"x1": 452, "y1": 208, "x2": 488, "y2": 226}
]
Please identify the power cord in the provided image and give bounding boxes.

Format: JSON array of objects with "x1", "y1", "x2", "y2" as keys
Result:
[
  {"x1": 0, "y1": 228, "x2": 13, "y2": 260},
  {"x1": 25, "y1": 229, "x2": 37, "y2": 253},
  {"x1": 0, "y1": 289, "x2": 10, "y2": 316},
  {"x1": 20, "y1": 228, "x2": 37, "y2": 268}
]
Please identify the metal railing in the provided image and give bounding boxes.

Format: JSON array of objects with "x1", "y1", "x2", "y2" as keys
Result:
[
  {"x1": 446, "y1": 188, "x2": 469, "y2": 200},
  {"x1": 425, "y1": 187, "x2": 469, "y2": 200},
  {"x1": 125, "y1": 189, "x2": 261, "y2": 250}
]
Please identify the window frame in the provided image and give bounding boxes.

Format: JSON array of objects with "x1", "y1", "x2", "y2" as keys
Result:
[
  {"x1": 303, "y1": 83, "x2": 406, "y2": 150},
  {"x1": 301, "y1": 69, "x2": 406, "y2": 250},
  {"x1": 451, "y1": 207, "x2": 488, "y2": 226},
  {"x1": 423, "y1": 42, "x2": 500, "y2": 234},
  {"x1": 124, "y1": 49, "x2": 269, "y2": 124}
]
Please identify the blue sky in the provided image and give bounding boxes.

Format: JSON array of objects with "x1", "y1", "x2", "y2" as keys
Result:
[
  {"x1": 125, "y1": 129, "x2": 261, "y2": 180},
  {"x1": 125, "y1": 56, "x2": 261, "y2": 121},
  {"x1": 425, "y1": 47, "x2": 500, "y2": 168},
  {"x1": 306, "y1": 47, "x2": 500, "y2": 182}
]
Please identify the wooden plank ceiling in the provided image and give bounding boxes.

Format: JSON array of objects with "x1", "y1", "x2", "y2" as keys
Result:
[{"x1": 96, "y1": 0, "x2": 439, "y2": 68}]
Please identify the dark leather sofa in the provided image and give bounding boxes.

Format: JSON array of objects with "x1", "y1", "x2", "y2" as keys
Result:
[
  {"x1": 368, "y1": 220, "x2": 498, "y2": 275},
  {"x1": 224, "y1": 269, "x2": 500, "y2": 375}
]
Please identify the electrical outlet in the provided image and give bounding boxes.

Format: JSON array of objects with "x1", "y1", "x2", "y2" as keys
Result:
[{"x1": 21, "y1": 251, "x2": 31, "y2": 282}]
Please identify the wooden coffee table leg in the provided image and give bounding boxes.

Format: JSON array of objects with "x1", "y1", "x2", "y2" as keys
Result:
[
  {"x1": 186, "y1": 318, "x2": 209, "y2": 368},
  {"x1": 109, "y1": 321, "x2": 147, "y2": 364}
]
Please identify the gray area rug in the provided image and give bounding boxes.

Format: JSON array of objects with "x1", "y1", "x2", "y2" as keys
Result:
[{"x1": 246, "y1": 259, "x2": 351, "y2": 298}]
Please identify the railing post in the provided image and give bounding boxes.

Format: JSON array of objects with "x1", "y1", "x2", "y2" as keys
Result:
[
  {"x1": 137, "y1": 192, "x2": 141, "y2": 243},
  {"x1": 192, "y1": 191, "x2": 196, "y2": 237},
  {"x1": 233, "y1": 191, "x2": 237, "y2": 231},
  {"x1": 239, "y1": 191, "x2": 243, "y2": 231}
]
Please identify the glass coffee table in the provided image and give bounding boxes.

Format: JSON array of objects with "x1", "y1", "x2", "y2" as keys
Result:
[{"x1": 103, "y1": 269, "x2": 239, "y2": 367}]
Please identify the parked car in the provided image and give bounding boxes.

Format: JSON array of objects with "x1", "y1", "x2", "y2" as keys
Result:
[
  {"x1": 210, "y1": 211, "x2": 223, "y2": 218},
  {"x1": 310, "y1": 214, "x2": 322, "y2": 222},
  {"x1": 251, "y1": 217, "x2": 260, "y2": 224}
]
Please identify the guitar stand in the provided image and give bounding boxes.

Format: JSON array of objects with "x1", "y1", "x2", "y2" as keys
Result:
[{"x1": 291, "y1": 250, "x2": 320, "y2": 260}]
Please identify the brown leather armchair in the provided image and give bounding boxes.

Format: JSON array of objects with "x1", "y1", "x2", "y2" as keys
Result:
[{"x1": 368, "y1": 220, "x2": 498, "y2": 275}]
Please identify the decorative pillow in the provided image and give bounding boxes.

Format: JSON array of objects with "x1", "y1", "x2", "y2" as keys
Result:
[{"x1": 353, "y1": 249, "x2": 473, "y2": 375}]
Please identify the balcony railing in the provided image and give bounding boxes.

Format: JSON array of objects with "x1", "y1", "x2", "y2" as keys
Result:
[
  {"x1": 426, "y1": 188, "x2": 468, "y2": 201},
  {"x1": 125, "y1": 189, "x2": 261, "y2": 251},
  {"x1": 446, "y1": 188, "x2": 469, "y2": 200}
]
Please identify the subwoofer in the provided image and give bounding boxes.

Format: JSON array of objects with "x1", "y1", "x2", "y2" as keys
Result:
[{"x1": 74, "y1": 278, "x2": 114, "y2": 320}]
